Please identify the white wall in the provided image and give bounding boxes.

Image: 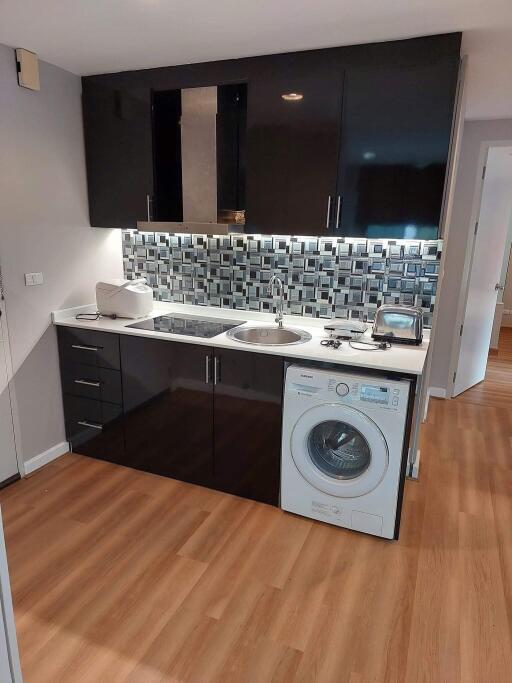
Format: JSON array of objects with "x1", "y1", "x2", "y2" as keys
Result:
[
  {"x1": 462, "y1": 29, "x2": 512, "y2": 121},
  {"x1": 429, "y1": 119, "x2": 512, "y2": 391},
  {"x1": 0, "y1": 44, "x2": 123, "y2": 465}
]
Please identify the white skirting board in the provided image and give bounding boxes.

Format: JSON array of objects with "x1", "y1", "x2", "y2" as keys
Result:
[
  {"x1": 23, "y1": 441, "x2": 69, "y2": 475},
  {"x1": 407, "y1": 450, "x2": 421, "y2": 480},
  {"x1": 428, "y1": 387, "x2": 447, "y2": 399}
]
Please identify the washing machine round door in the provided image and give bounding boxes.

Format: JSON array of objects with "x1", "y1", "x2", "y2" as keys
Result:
[{"x1": 290, "y1": 403, "x2": 389, "y2": 498}]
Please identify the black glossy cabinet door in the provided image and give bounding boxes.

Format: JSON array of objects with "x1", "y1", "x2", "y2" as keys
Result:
[
  {"x1": 82, "y1": 79, "x2": 154, "y2": 228},
  {"x1": 335, "y1": 59, "x2": 459, "y2": 239},
  {"x1": 121, "y1": 336, "x2": 214, "y2": 485},
  {"x1": 64, "y1": 396, "x2": 124, "y2": 464},
  {"x1": 212, "y1": 349, "x2": 283, "y2": 505},
  {"x1": 246, "y1": 71, "x2": 343, "y2": 235}
]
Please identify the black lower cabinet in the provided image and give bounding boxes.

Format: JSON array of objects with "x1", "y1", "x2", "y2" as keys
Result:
[
  {"x1": 58, "y1": 327, "x2": 125, "y2": 463},
  {"x1": 121, "y1": 336, "x2": 214, "y2": 486},
  {"x1": 60, "y1": 327, "x2": 284, "y2": 506},
  {"x1": 120, "y1": 337, "x2": 284, "y2": 504},
  {"x1": 212, "y1": 348, "x2": 283, "y2": 505}
]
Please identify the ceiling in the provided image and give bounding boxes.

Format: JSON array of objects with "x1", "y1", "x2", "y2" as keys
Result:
[{"x1": 1, "y1": 0, "x2": 512, "y2": 119}]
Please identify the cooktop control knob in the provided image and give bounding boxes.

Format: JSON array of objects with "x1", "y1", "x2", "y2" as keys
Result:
[{"x1": 336, "y1": 382, "x2": 350, "y2": 397}]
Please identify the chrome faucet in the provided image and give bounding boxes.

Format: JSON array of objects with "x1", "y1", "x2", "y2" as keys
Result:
[{"x1": 268, "y1": 275, "x2": 285, "y2": 328}]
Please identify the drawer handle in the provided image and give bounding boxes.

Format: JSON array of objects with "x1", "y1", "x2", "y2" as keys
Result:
[
  {"x1": 71, "y1": 344, "x2": 102, "y2": 352},
  {"x1": 77, "y1": 420, "x2": 103, "y2": 430},
  {"x1": 74, "y1": 379, "x2": 101, "y2": 387}
]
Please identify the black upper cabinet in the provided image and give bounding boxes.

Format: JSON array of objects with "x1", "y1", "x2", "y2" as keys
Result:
[
  {"x1": 335, "y1": 58, "x2": 460, "y2": 239},
  {"x1": 82, "y1": 80, "x2": 154, "y2": 229},
  {"x1": 245, "y1": 69, "x2": 343, "y2": 235},
  {"x1": 82, "y1": 33, "x2": 461, "y2": 236}
]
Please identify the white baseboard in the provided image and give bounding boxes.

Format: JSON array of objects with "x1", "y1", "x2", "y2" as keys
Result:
[
  {"x1": 428, "y1": 387, "x2": 447, "y2": 399},
  {"x1": 407, "y1": 450, "x2": 421, "y2": 480},
  {"x1": 23, "y1": 441, "x2": 69, "y2": 475}
]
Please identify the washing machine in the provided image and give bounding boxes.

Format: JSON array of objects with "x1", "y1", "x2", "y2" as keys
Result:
[{"x1": 281, "y1": 365, "x2": 412, "y2": 539}]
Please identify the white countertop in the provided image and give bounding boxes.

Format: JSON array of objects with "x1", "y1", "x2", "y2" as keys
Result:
[{"x1": 52, "y1": 302, "x2": 429, "y2": 376}]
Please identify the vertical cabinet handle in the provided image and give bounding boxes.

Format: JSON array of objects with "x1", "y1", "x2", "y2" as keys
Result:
[
  {"x1": 335, "y1": 195, "x2": 342, "y2": 230},
  {"x1": 325, "y1": 196, "x2": 332, "y2": 229},
  {"x1": 205, "y1": 355, "x2": 211, "y2": 384},
  {"x1": 214, "y1": 357, "x2": 220, "y2": 385},
  {"x1": 146, "y1": 194, "x2": 152, "y2": 222}
]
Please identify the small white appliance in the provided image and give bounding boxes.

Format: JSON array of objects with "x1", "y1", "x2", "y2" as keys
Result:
[
  {"x1": 96, "y1": 278, "x2": 154, "y2": 319},
  {"x1": 281, "y1": 365, "x2": 411, "y2": 539},
  {"x1": 323, "y1": 320, "x2": 368, "y2": 340}
]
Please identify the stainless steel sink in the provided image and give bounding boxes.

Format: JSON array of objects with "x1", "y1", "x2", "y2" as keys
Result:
[{"x1": 226, "y1": 325, "x2": 312, "y2": 346}]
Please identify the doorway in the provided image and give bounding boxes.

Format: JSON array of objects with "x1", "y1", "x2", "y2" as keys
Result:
[{"x1": 451, "y1": 144, "x2": 512, "y2": 397}]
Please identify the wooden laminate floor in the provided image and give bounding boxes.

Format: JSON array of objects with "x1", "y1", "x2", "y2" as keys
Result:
[{"x1": 1, "y1": 329, "x2": 512, "y2": 682}]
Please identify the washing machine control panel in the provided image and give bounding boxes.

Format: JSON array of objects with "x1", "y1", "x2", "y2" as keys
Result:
[
  {"x1": 327, "y1": 378, "x2": 403, "y2": 411},
  {"x1": 287, "y1": 368, "x2": 408, "y2": 414}
]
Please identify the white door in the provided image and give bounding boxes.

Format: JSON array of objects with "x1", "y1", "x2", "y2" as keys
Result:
[
  {"x1": 454, "y1": 147, "x2": 512, "y2": 396},
  {"x1": 0, "y1": 301, "x2": 18, "y2": 484}
]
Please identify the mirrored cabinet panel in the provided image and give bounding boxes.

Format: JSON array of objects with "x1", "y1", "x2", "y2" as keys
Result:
[{"x1": 151, "y1": 83, "x2": 247, "y2": 229}]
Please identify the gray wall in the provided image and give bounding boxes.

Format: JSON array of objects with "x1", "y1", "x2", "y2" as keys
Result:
[
  {"x1": 0, "y1": 44, "x2": 123, "y2": 465},
  {"x1": 429, "y1": 118, "x2": 512, "y2": 390}
]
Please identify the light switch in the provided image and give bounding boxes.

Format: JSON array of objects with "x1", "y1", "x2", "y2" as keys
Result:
[{"x1": 25, "y1": 272, "x2": 44, "y2": 286}]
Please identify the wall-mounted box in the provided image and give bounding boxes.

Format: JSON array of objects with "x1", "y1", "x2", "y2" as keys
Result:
[{"x1": 15, "y1": 48, "x2": 40, "y2": 91}]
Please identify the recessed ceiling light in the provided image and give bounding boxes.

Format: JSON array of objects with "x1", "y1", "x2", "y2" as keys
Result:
[{"x1": 281, "y1": 92, "x2": 303, "y2": 101}]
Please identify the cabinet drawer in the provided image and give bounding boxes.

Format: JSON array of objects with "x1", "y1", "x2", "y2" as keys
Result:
[
  {"x1": 58, "y1": 327, "x2": 120, "y2": 370},
  {"x1": 64, "y1": 395, "x2": 124, "y2": 464},
  {"x1": 61, "y1": 363, "x2": 122, "y2": 405}
]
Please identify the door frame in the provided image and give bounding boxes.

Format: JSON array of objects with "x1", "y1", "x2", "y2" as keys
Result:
[
  {"x1": 446, "y1": 139, "x2": 512, "y2": 398},
  {"x1": 0, "y1": 289, "x2": 22, "y2": 481},
  {"x1": 417, "y1": 56, "x2": 466, "y2": 417}
]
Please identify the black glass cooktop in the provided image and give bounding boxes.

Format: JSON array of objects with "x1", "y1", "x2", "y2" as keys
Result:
[{"x1": 126, "y1": 314, "x2": 245, "y2": 339}]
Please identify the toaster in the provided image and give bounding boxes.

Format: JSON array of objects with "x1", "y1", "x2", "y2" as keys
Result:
[
  {"x1": 96, "y1": 278, "x2": 154, "y2": 319},
  {"x1": 372, "y1": 305, "x2": 423, "y2": 345}
]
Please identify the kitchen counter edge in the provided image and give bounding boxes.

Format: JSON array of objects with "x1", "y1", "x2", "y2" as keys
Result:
[{"x1": 52, "y1": 303, "x2": 429, "y2": 376}]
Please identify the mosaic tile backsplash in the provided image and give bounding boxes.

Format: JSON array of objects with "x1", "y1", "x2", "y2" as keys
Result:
[{"x1": 122, "y1": 231, "x2": 442, "y2": 326}]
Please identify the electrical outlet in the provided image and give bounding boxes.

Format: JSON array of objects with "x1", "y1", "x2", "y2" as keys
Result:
[{"x1": 24, "y1": 272, "x2": 44, "y2": 286}]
